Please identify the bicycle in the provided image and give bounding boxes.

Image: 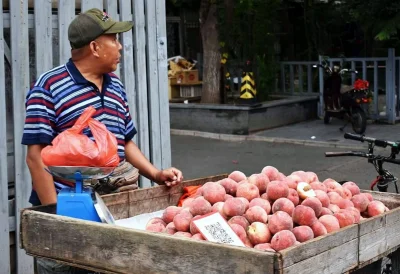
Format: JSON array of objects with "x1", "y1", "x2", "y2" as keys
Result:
[{"x1": 325, "y1": 132, "x2": 400, "y2": 274}]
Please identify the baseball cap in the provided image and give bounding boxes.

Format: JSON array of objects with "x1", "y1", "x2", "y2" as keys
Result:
[{"x1": 68, "y1": 8, "x2": 133, "y2": 49}]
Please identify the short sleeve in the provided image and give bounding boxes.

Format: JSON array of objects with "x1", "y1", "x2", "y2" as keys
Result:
[
  {"x1": 121, "y1": 90, "x2": 137, "y2": 142},
  {"x1": 21, "y1": 86, "x2": 56, "y2": 145}
]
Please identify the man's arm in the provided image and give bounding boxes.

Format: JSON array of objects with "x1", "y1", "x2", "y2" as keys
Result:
[
  {"x1": 125, "y1": 140, "x2": 183, "y2": 186},
  {"x1": 26, "y1": 144, "x2": 57, "y2": 205}
]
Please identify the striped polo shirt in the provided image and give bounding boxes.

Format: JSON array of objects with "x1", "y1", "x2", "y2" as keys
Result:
[{"x1": 22, "y1": 59, "x2": 137, "y2": 189}]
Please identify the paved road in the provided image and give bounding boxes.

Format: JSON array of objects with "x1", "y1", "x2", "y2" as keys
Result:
[{"x1": 171, "y1": 134, "x2": 400, "y2": 193}]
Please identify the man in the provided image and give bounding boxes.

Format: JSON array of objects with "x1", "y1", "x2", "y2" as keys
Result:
[{"x1": 22, "y1": 8, "x2": 183, "y2": 274}]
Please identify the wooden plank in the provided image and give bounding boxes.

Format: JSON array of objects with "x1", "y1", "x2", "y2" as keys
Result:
[
  {"x1": 133, "y1": 0, "x2": 151, "y2": 188},
  {"x1": 81, "y1": 0, "x2": 103, "y2": 11},
  {"x1": 104, "y1": 0, "x2": 120, "y2": 77},
  {"x1": 35, "y1": 0, "x2": 53, "y2": 74},
  {"x1": 21, "y1": 210, "x2": 275, "y2": 274},
  {"x1": 145, "y1": 0, "x2": 162, "y2": 183},
  {"x1": 278, "y1": 224, "x2": 359, "y2": 269},
  {"x1": 58, "y1": 0, "x2": 75, "y2": 65},
  {"x1": 0, "y1": 0, "x2": 10, "y2": 271},
  {"x1": 155, "y1": 0, "x2": 172, "y2": 169},
  {"x1": 10, "y1": 0, "x2": 34, "y2": 272}
]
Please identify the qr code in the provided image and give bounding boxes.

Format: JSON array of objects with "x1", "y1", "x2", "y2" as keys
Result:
[{"x1": 204, "y1": 222, "x2": 234, "y2": 244}]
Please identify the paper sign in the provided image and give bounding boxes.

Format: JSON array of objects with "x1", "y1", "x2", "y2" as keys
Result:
[{"x1": 192, "y1": 212, "x2": 245, "y2": 247}]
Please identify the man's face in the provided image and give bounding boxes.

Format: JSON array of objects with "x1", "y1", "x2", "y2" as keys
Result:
[{"x1": 94, "y1": 34, "x2": 122, "y2": 72}]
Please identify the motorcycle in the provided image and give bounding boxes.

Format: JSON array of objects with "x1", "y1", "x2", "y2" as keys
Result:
[{"x1": 313, "y1": 60, "x2": 371, "y2": 134}]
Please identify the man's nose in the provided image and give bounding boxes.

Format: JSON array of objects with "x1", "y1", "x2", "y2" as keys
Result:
[{"x1": 118, "y1": 40, "x2": 122, "y2": 50}]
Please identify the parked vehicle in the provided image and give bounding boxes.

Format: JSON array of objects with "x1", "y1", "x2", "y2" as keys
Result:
[{"x1": 314, "y1": 60, "x2": 371, "y2": 134}]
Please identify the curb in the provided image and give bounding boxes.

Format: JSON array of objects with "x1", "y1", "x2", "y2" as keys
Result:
[{"x1": 170, "y1": 129, "x2": 365, "y2": 150}]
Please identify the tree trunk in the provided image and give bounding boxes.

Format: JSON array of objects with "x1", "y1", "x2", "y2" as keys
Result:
[{"x1": 200, "y1": 0, "x2": 221, "y2": 104}]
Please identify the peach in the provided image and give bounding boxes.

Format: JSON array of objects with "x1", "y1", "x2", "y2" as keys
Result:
[
  {"x1": 297, "y1": 182, "x2": 316, "y2": 200},
  {"x1": 261, "y1": 193, "x2": 269, "y2": 201},
  {"x1": 287, "y1": 189, "x2": 300, "y2": 206},
  {"x1": 328, "y1": 203, "x2": 340, "y2": 213},
  {"x1": 301, "y1": 197, "x2": 323, "y2": 217},
  {"x1": 238, "y1": 197, "x2": 250, "y2": 211},
  {"x1": 244, "y1": 206, "x2": 268, "y2": 223},
  {"x1": 292, "y1": 205, "x2": 318, "y2": 226},
  {"x1": 342, "y1": 188, "x2": 353, "y2": 200},
  {"x1": 346, "y1": 207, "x2": 361, "y2": 223},
  {"x1": 323, "y1": 179, "x2": 340, "y2": 190},
  {"x1": 270, "y1": 230, "x2": 297, "y2": 251},
  {"x1": 334, "y1": 210, "x2": 355, "y2": 228},
  {"x1": 248, "y1": 173, "x2": 269, "y2": 194},
  {"x1": 254, "y1": 243, "x2": 275, "y2": 252},
  {"x1": 292, "y1": 226, "x2": 314, "y2": 242},
  {"x1": 285, "y1": 175, "x2": 301, "y2": 189},
  {"x1": 367, "y1": 200, "x2": 386, "y2": 217},
  {"x1": 236, "y1": 182, "x2": 260, "y2": 201},
  {"x1": 173, "y1": 210, "x2": 193, "y2": 232},
  {"x1": 328, "y1": 192, "x2": 343, "y2": 205},
  {"x1": 219, "y1": 178, "x2": 238, "y2": 196},
  {"x1": 230, "y1": 223, "x2": 247, "y2": 239},
  {"x1": 212, "y1": 201, "x2": 225, "y2": 214},
  {"x1": 261, "y1": 166, "x2": 279, "y2": 181},
  {"x1": 272, "y1": 197, "x2": 295, "y2": 215},
  {"x1": 338, "y1": 199, "x2": 354, "y2": 209},
  {"x1": 162, "y1": 206, "x2": 183, "y2": 224},
  {"x1": 225, "y1": 194, "x2": 233, "y2": 201},
  {"x1": 202, "y1": 182, "x2": 226, "y2": 205},
  {"x1": 163, "y1": 222, "x2": 177, "y2": 235},
  {"x1": 311, "y1": 221, "x2": 327, "y2": 237},
  {"x1": 228, "y1": 216, "x2": 250, "y2": 230},
  {"x1": 228, "y1": 170, "x2": 247, "y2": 183},
  {"x1": 305, "y1": 171, "x2": 319, "y2": 183},
  {"x1": 241, "y1": 236, "x2": 254, "y2": 248},
  {"x1": 189, "y1": 196, "x2": 212, "y2": 216},
  {"x1": 195, "y1": 187, "x2": 203, "y2": 196},
  {"x1": 247, "y1": 222, "x2": 271, "y2": 245},
  {"x1": 249, "y1": 198, "x2": 271, "y2": 214},
  {"x1": 223, "y1": 197, "x2": 246, "y2": 217},
  {"x1": 329, "y1": 186, "x2": 345, "y2": 198},
  {"x1": 351, "y1": 194, "x2": 370, "y2": 212},
  {"x1": 191, "y1": 233, "x2": 205, "y2": 240},
  {"x1": 310, "y1": 182, "x2": 328, "y2": 193},
  {"x1": 291, "y1": 171, "x2": 308, "y2": 182},
  {"x1": 319, "y1": 215, "x2": 340, "y2": 233},
  {"x1": 182, "y1": 197, "x2": 194, "y2": 208},
  {"x1": 320, "y1": 207, "x2": 333, "y2": 216},
  {"x1": 268, "y1": 211, "x2": 294, "y2": 234},
  {"x1": 189, "y1": 215, "x2": 203, "y2": 234},
  {"x1": 314, "y1": 190, "x2": 330, "y2": 207},
  {"x1": 277, "y1": 172, "x2": 287, "y2": 181},
  {"x1": 267, "y1": 181, "x2": 289, "y2": 201},
  {"x1": 342, "y1": 181, "x2": 361, "y2": 196},
  {"x1": 146, "y1": 223, "x2": 166, "y2": 232},
  {"x1": 173, "y1": 231, "x2": 192, "y2": 238},
  {"x1": 362, "y1": 193, "x2": 374, "y2": 202}
]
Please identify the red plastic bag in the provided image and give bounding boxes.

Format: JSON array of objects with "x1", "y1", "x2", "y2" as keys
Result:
[
  {"x1": 41, "y1": 106, "x2": 119, "y2": 167},
  {"x1": 177, "y1": 185, "x2": 202, "y2": 207},
  {"x1": 354, "y1": 79, "x2": 369, "y2": 91}
]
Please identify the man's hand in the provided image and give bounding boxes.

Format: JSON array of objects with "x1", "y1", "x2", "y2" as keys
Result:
[{"x1": 155, "y1": 167, "x2": 183, "y2": 187}]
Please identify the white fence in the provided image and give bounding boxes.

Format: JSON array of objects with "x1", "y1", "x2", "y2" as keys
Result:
[{"x1": 1, "y1": 0, "x2": 171, "y2": 272}]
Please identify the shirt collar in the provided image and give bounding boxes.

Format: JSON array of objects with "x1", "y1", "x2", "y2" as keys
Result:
[{"x1": 66, "y1": 58, "x2": 111, "y2": 86}]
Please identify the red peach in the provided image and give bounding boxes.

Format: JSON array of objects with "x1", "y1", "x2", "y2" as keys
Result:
[
  {"x1": 202, "y1": 182, "x2": 226, "y2": 205},
  {"x1": 342, "y1": 181, "x2": 361, "y2": 196},
  {"x1": 162, "y1": 206, "x2": 183, "y2": 224},
  {"x1": 292, "y1": 205, "x2": 318, "y2": 226},
  {"x1": 236, "y1": 182, "x2": 260, "y2": 201},
  {"x1": 189, "y1": 196, "x2": 212, "y2": 216},
  {"x1": 146, "y1": 217, "x2": 166, "y2": 229},
  {"x1": 244, "y1": 206, "x2": 268, "y2": 223},
  {"x1": 301, "y1": 197, "x2": 323, "y2": 217},
  {"x1": 248, "y1": 173, "x2": 269, "y2": 194},
  {"x1": 319, "y1": 215, "x2": 340, "y2": 233},
  {"x1": 329, "y1": 186, "x2": 345, "y2": 199},
  {"x1": 230, "y1": 223, "x2": 247, "y2": 239},
  {"x1": 228, "y1": 171, "x2": 247, "y2": 183},
  {"x1": 268, "y1": 211, "x2": 294, "y2": 234},
  {"x1": 173, "y1": 210, "x2": 193, "y2": 232},
  {"x1": 338, "y1": 199, "x2": 354, "y2": 209},
  {"x1": 237, "y1": 197, "x2": 250, "y2": 211},
  {"x1": 277, "y1": 172, "x2": 287, "y2": 181},
  {"x1": 272, "y1": 197, "x2": 295, "y2": 215},
  {"x1": 249, "y1": 198, "x2": 271, "y2": 214},
  {"x1": 287, "y1": 189, "x2": 300, "y2": 206},
  {"x1": 261, "y1": 193, "x2": 269, "y2": 200},
  {"x1": 182, "y1": 197, "x2": 194, "y2": 208},
  {"x1": 351, "y1": 194, "x2": 370, "y2": 212},
  {"x1": 291, "y1": 170, "x2": 308, "y2": 182},
  {"x1": 342, "y1": 188, "x2": 353, "y2": 200},
  {"x1": 191, "y1": 233, "x2": 205, "y2": 240},
  {"x1": 195, "y1": 187, "x2": 203, "y2": 196},
  {"x1": 241, "y1": 236, "x2": 254, "y2": 248},
  {"x1": 320, "y1": 207, "x2": 333, "y2": 216},
  {"x1": 305, "y1": 171, "x2": 319, "y2": 183},
  {"x1": 367, "y1": 200, "x2": 386, "y2": 217},
  {"x1": 212, "y1": 201, "x2": 225, "y2": 215},
  {"x1": 190, "y1": 215, "x2": 203, "y2": 234},
  {"x1": 346, "y1": 207, "x2": 361, "y2": 223},
  {"x1": 267, "y1": 181, "x2": 289, "y2": 201},
  {"x1": 219, "y1": 178, "x2": 238, "y2": 196},
  {"x1": 334, "y1": 210, "x2": 355, "y2": 228},
  {"x1": 323, "y1": 179, "x2": 340, "y2": 190},
  {"x1": 254, "y1": 243, "x2": 276, "y2": 252},
  {"x1": 270, "y1": 230, "x2": 297, "y2": 251},
  {"x1": 163, "y1": 222, "x2": 177, "y2": 235},
  {"x1": 310, "y1": 182, "x2": 328, "y2": 193},
  {"x1": 315, "y1": 190, "x2": 330, "y2": 208},
  {"x1": 225, "y1": 194, "x2": 233, "y2": 201},
  {"x1": 223, "y1": 198, "x2": 246, "y2": 217},
  {"x1": 173, "y1": 231, "x2": 192, "y2": 238},
  {"x1": 328, "y1": 204, "x2": 341, "y2": 213},
  {"x1": 261, "y1": 166, "x2": 279, "y2": 181},
  {"x1": 285, "y1": 175, "x2": 301, "y2": 189},
  {"x1": 292, "y1": 226, "x2": 314, "y2": 242},
  {"x1": 361, "y1": 193, "x2": 374, "y2": 202},
  {"x1": 247, "y1": 222, "x2": 271, "y2": 245},
  {"x1": 146, "y1": 223, "x2": 166, "y2": 232},
  {"x1": 328, "y1": 192, "x2": 343, "y2": 205},
  {"x1": 228, "y1": 216, "x2": 250, "y2": 230},
  {"x1": 311, "y1": 221, "x2": 328, "y2": 237}
]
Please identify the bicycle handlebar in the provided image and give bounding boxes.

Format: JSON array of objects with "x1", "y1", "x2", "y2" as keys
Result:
[
  {"x1": 325, "y1": 151, "x2": 400, "y2": 165},
  {"x1": 344, "y1": 132, "x2": 399, "y2": 148}
]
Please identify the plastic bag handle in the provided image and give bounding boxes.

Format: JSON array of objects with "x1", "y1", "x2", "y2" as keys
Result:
[{"x1": 70, "y1": 106, "x2": 97, "y2": 132}]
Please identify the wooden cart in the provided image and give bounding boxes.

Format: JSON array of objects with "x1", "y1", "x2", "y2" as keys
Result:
[{"x1": 20, "y1": 174, "x2": 400, "y2": 274}]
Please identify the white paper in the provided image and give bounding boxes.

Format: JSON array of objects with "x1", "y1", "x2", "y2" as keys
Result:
[
  {"x1": 115, "y1": 210, "x2": 164, "y2": 230},
  {"x1": 192, "y1": 212, "x2": 245, "y2": 247}
]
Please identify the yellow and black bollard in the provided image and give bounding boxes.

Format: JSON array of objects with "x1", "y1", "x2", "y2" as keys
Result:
[{"x1": 238, "y1": 70, "x2": 257, "y2": 105}]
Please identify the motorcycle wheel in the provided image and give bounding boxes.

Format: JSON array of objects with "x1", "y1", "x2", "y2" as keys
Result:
[
  {"x1": 324, "y1": 112, "x2": 331, "y2": 124},
  {"x1": 351, "y1": 108, "x2": 367, "y2": 134}
]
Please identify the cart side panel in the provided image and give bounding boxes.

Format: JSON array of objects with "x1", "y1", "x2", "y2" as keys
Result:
[
  {"x1": 277, "y1": 224, "x2": 358, "y2": 272},
  {"x1": 21, "y1": 210, "x2": 275, "y2": 274}
]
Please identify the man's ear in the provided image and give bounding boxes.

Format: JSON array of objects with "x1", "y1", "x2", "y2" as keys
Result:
[{"x1": 89, "y1": 41, "x2": 100, "y2": 58}]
